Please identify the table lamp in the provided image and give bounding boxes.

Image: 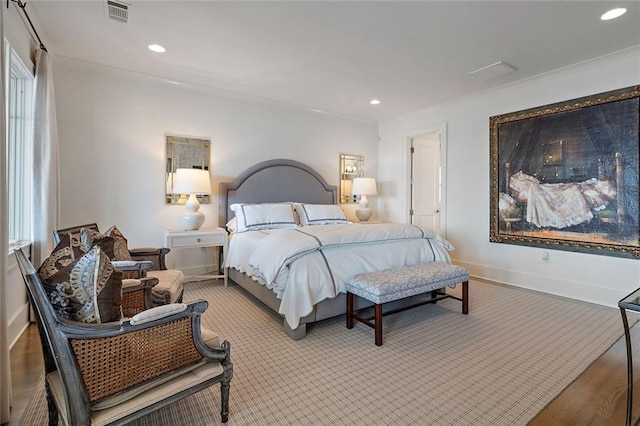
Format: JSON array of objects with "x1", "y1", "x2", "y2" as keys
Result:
[
  {"x1": 352, "y1": 177, "x2": 377, "y2": 221},
  {"x1": 172, "y1": 168, "x2": 211, "y2": 230}
]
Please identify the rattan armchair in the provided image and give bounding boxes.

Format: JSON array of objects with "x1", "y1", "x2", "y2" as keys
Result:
[
  {"x1": 15, "y1": 247, "x2": 233, "y2": 425},
  {"x1": 53, "y1": 223, "x2": 185, "y2": 306}
]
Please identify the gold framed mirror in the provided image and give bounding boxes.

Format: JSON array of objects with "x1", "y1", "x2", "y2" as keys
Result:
[
  {"x1": 339, "y1": 153, "x2": 364, "y2": 203},
  {"x1": 166, "y1": 134, "x2": 211, "y2": 204}
]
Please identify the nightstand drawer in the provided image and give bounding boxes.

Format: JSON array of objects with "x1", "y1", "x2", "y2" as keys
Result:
[{"x1": 169, "y1": 232, "x2": 226, "y2": 248}]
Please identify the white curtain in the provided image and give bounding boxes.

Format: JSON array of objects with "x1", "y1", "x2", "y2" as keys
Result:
[
  {"x1": 1, "y1": 5, "x2": 13, "y2": 423},
  {"x1": 32, "y1": 48, "x2": 59, "y2": 267}
]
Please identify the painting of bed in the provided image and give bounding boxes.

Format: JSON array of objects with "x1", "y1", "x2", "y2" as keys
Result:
[{"x1": 490, "y1": 85, "x2": 640, "y2": 258}]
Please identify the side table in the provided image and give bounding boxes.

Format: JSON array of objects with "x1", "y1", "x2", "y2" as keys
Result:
[
  {"x1": 163, "y1": 227, "x2": 228, "y2": 286},
  {"x1": 619, "y1": 288, "x2": 640, "y2": 426}
]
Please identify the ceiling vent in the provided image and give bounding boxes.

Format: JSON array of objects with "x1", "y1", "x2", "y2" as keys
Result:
[
  {"x1": 469, "y1": 61, "x2": 517, "y2": 80},
  {"x1": 105, "y1": 0, "x2": 130, "y2": 23}
]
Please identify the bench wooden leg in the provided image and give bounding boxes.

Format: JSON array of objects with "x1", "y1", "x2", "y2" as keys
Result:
[
  {"x1": 374, "y1": 303, "x2": 383, "y2": 346},
  {"x1": 346, "y1": 292, "x2": 354, "y2": 329},
  {"x1": 462, "y1": 281, "x2": 469, "y2": 314}
]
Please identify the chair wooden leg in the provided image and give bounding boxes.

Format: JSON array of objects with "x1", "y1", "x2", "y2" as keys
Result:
[
  {"x1": 374, "y1": 303, "x2": 383, "y2": 346},
  {"x1": 45, "y1": 383, "x2": 59, "y2": 426},
  {"x1": 346, "y1": 292, "x2": 354, "y2": 329},
  {"x1": 462, "y1": 281, "x2": 469, "y2": 314},
  {"x1": 220, "y1": 379, "x2": 230, "y2": 423}
]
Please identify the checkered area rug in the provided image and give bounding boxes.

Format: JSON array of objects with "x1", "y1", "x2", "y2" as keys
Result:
[{"x1": 20, "y1": 280, "x2": 624, "y2": 425}]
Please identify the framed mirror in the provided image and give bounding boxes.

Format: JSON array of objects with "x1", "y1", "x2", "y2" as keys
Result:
[
  {"x1": 166, "y1": 134, "x2": 211, "y2": 204},
  {"x1": 339, "y1": 153, "x2": 364, "y2": 203}
]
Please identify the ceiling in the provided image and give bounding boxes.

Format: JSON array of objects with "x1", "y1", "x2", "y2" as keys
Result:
[{"x1": 27, "y1": 1, "x2": 640, "y2": 122}]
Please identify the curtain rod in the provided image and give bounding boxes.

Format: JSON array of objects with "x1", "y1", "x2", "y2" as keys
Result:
[{"x1": 7, "y1": 0, "x2": 47, "y2": 52}]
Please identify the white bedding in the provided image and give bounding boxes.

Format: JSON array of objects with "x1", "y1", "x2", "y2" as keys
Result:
[{"x1": 224, "y1": 223, "x2": 454, "y2": 329}]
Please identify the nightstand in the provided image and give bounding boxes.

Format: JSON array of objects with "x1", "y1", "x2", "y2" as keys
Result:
[{"x1": 163, "y1": 227, "x2": 228, "y2": 286}]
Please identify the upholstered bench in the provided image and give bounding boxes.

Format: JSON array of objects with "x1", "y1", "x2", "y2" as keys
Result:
[{"x1": 346, "y1": 262, "x2": 469, "y2": 346}]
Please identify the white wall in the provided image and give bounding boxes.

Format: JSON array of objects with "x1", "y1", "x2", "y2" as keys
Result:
[
  {"x1": 379, "y1": 47, "x2": 640, "y2": 308},
  {"x1": 53, "y1": 58, "x2": 378, "y2": 273}
]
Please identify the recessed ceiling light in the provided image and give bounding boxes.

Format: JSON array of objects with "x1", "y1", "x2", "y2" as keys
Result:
[
  {"x1": 148, "y1": 44, "x2": 166, "y2": 53},
  {"x1": 370, "y1": 99, "x2": 381, "y2": 105},
  {"x1": 601, "y1": 8, "x2": 627, "y2": 20}
]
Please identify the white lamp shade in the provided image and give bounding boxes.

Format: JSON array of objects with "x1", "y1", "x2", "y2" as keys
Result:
[
  {"x1": 172, "y1": 168, "x2": 211, "y2": 194},
  {"x1": 352, "y1": 177, "x2": 377, "y2": 196}
]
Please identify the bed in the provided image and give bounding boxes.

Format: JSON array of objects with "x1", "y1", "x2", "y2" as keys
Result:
[{"x1": 219, "y1": 159, "x2": 453, "y2": 339}]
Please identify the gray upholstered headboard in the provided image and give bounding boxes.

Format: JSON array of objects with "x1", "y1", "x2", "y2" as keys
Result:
[{"x1": 219, "y1": 159, "x2": 337, "y2": 226}]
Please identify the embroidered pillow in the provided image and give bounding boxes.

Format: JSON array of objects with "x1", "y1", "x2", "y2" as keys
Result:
[
  {"x1": 230, "y1": 203, "x2": 298, "y2": 232},
  {"x1": 103, "y1": 225, "x2": 133, "y2": 261},
  {"x1": 294, "y1": 203, "x2": 348, "y2": 226},
  {"x1": 79, "y1": 227, "x2": 117, "y2": 260},
  {"x1": 41, "y1": 246, "x2": 123, "y2": 323},
  {"x1": 38, "y1": 233, "x2": 83, "y2": 280}
]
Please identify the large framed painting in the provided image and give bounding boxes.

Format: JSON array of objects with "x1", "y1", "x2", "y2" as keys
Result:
[{"x1": 490, "y1": 85, "x2": 640, "y2": 258}]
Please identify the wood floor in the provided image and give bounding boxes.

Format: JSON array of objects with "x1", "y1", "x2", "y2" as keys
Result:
[
  {"x1": 4, "y1": 317, "x2": 640, "y2": 425},
  {"x1": 3, "y1": 324, "x2": 44, "y2": 426}
]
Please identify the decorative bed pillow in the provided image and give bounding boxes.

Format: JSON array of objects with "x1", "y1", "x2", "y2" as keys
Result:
[
  {"x1": 230, "y1": 203, "x2": 298, "y2": 232},
  {"x1": 294, "y1": 203, "x2": 348, "y2": 226},
  {"x1": 41, "y1": 246, "x2": 123, "y2": 323}
]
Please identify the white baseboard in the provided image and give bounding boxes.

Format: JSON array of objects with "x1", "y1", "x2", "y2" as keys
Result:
[
  {"x1": 455, "y1": 259, "x2": 625, "y2": 310},
  {"x1": 8, "y1": 303, "x2": 30, "y2": 349}
]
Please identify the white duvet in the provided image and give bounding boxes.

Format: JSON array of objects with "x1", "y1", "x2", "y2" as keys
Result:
[{"x1": 225, "y1": 223, "x2": 454, "y2": 329}]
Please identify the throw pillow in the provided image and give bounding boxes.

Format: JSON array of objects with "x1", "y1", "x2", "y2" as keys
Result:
[
  {"x1": 42, "y1": 246, "x2": 123, "y2": 323},
  {"x1": 79, "y1": 227, "x2": 117, "y2": 260},
  {"x1": 103, "y1": 225, "x2": 133, "y2": 261},
  {"x1": 38, "y1": 233, "x2": 85, "y2": 280}
]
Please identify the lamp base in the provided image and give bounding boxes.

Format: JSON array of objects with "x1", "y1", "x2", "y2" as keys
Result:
[
  {"x1": 180, "y1": 193, "x2": 205, "y2": 230},
  {"x1": 180, "y1": 211, "x2": 205, "y2": 230},
  {"x1": 355, "y1": 208, "x2": 372, "y2": 221}
]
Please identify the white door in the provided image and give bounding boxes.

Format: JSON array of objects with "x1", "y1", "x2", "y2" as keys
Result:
[{"x1": 411, "y1": 134, "x2": 441, "y2": 233}]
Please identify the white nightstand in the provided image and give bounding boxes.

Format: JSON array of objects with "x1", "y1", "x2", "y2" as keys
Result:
[{"x1": 163, "y1": 227, "x2": 228, "y2": 286}]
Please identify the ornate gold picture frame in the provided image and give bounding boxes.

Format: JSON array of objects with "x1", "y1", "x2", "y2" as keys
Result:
[{"x1": 490, "y1": 85, "x2": 640, "y2": 258}]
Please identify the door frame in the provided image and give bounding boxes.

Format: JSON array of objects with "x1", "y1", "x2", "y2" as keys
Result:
[{"x1": 402, "y1": 123, "x2": 448, "y2": 237}]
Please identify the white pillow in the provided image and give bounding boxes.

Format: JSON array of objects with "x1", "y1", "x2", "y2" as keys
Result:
[
  {"x1": 230, "y1": 203, "x2": 298, "y2": 232},
  {"x1": 294, "y1": 203, "x2": 348, "y2": 226},
  {"x1": 225, "y1": 217, "x2": 238, "y2": 233}
]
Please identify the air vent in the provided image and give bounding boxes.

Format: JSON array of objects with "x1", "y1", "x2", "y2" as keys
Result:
[
  {"x1": 469, "y1": 61, "x2": 517, "y2": 80},
  {"x1": 105, "y1": 0, "x2": 130, "y2": 23}
]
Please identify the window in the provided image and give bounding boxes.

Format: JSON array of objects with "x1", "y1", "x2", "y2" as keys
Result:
[{"x1": 6, "y1": 44, "x2": 34, "y2": 244}]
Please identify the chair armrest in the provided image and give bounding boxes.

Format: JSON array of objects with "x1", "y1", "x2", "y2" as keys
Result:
[
  {"x1": 59, "y1": 300, "x2": 230, "y2": 403},
  {"x1": 129, "y1": 247, "x2": 170, "y2": 270},
  {"x1": 112, "y1": 260, "x2": 152, "y2": 272},
  {"x1": 121, "y1": 277, "x2": 158, "y2": 290},
  {"x1": 60, "y1": 300, "x2": 228, "y2": 360},
  {"x1": 130, "y1": 303, "x2": 188, "y2": 325}
]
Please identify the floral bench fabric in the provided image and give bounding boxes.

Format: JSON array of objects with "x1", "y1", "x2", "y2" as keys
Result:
[{"x1": 345, "y1": 262, "x2": 469, "y2": 304}]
